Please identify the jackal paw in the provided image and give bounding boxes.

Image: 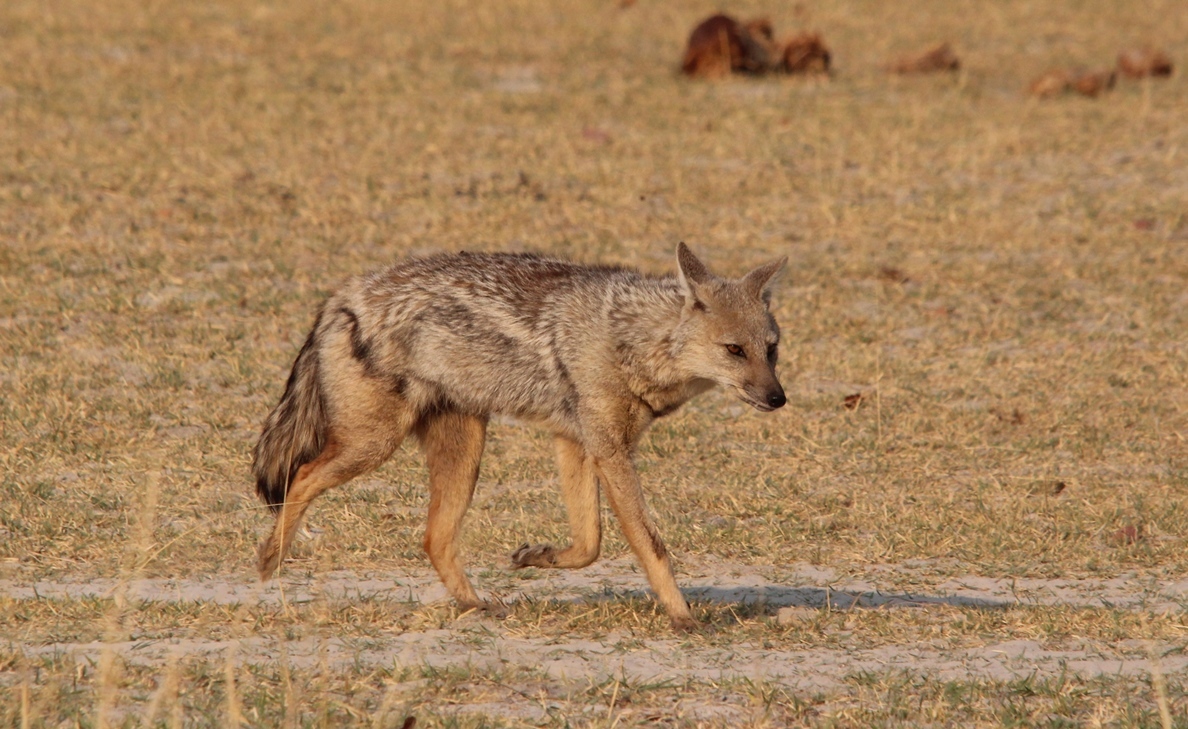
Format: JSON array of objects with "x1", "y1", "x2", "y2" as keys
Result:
[
  {"x1": 510, "y1": 542, "x2": 558, "y2": 568},
  {"x1": 671, "y1": 615, "x2": 703, "y2": 634},
  {"x1": 457, "y1": 600, "x2": 509, "y2": 619}
]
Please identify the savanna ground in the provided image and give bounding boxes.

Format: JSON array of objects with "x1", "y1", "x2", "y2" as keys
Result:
[{"x1": 1, "y1": 0, "x2": 1187, "y2": 725}]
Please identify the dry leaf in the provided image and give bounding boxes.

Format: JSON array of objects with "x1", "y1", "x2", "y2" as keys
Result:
[{"x1": 889, "y1": 43, "x2": 960, "y2": 74}]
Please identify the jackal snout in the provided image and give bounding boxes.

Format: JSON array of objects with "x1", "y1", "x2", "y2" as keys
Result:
[
  {"x1": 749, "y1": 379, "x2": 786, "y2": 411},
  {"x1": 737, "y1": 356, "x2": 785, "y2": 411}
]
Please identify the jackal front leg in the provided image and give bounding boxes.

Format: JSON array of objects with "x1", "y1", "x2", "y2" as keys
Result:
[
  {"x1": 511, "y1": 436, "x2": 602, "y2": 569},
  {"x1": 594, "y1": 453, "x2": 697, "y2": 632}
]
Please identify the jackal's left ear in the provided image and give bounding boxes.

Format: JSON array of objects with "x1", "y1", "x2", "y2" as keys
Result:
[
  {"x1": 676, "y1": 242, "x2": 712, "y2": 308},
  {"x1": 742, "y1": 256, "x2": 788, "y2": 305}
]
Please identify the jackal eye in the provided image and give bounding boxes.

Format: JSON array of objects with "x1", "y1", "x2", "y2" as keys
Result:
[
  {"x1": 766, "y1": 343, "x2": 778, "y2": 359},
  {"x1": 725, "y1": 344, "x2": 746, "y2": 358}
]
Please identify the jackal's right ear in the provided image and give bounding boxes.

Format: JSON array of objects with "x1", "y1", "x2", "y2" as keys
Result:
[{"x1": 676, "y1": 242, "x2": 712, "y2": 309}]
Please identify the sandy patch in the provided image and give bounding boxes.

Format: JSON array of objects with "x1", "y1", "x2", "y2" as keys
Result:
[{"x1": 6, "y1": 560, "x2": 1186, "y2": 697}]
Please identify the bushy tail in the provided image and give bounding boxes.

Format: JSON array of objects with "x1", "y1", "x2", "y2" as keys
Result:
[{"x1": 252, "y1": 314, "x2": 328, "y2": 513}]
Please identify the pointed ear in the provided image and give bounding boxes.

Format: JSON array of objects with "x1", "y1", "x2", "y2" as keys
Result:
[
  {"x1": 742, "y1": 255, "x2": 788, "y2": 304},
  {"x1": 676, "y1": 242, "x2": 712, "y2": 308}
]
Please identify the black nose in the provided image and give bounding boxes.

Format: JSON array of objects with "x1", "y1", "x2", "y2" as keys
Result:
[{"x1": 767, "y1": 391, "x2": 786, "y2": 409}]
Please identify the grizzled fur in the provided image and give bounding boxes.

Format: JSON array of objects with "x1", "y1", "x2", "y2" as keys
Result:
[{"x1": 252, "y1": 243, "x2": 786, "y2": 631}]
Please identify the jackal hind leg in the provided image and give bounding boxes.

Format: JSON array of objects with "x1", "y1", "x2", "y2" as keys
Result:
[
  {"x1": 511, "y1": 436, "x2": 602, "y2": 569},
  {"x1": 594, "y1": 453, "x2": 697, "y2": 632},
  {"x1": 258, "y1": 392, "x2": 414, "y2": 580},
  {"x1": 416, "y1": 410, "x2": 490, "y2": 612},
  {"x1": 257, "y1": 433, "x2": 405, "y2": 580}
]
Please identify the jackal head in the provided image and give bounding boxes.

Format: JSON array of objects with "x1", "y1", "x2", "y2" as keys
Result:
[{"x1": 674, "y1": 242, "x2": 788, "y2": 411}]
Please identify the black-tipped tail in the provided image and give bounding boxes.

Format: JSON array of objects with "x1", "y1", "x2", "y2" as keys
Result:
[{"x1": 252, "y1": 312, "x2": 328, "y2": 513}]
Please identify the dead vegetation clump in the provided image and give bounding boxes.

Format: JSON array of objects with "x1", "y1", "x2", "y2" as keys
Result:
[
  {"x1": 779, "y1": 32, "x2": 831, "y2": 74},
  {"x1": 1032, "y1": 46, "x2": 1170, "y2": 99},
  {"x1": 681, "y1": 14, "x2": 775, "y2": 78},
  {"x1": 1116, "y1": 47, "x2": 1173, "y2": 78},
  {"x1": 887, "y1": 42, "x2": 960, "y2": 74},
  {"x1": 681, "y1": 14, "x2": 829, "y2": 78},
  {"x1": 1029, "y1": 67, "x2": 1116, "y2": 98},
  {"x1": 1029, "y1": 69, "x2": 1072, "y2": 98},
  {"x1": 1070, "y1": 68, "x2": 1116, "y2": 96}
]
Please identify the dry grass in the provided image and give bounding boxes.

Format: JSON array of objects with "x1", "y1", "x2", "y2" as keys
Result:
[{"x1": 2, "y1": 0, "x2": 1187, "y2": 724}]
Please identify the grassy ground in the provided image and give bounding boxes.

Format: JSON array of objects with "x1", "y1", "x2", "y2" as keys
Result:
[{"x1": 2, "y1": 0, "x2": 1187, "y2": 725}]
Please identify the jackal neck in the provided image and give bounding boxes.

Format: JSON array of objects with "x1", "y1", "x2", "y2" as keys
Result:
[{"x1": 609, "y1": 279, "x2": 708, "y2": 410}]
